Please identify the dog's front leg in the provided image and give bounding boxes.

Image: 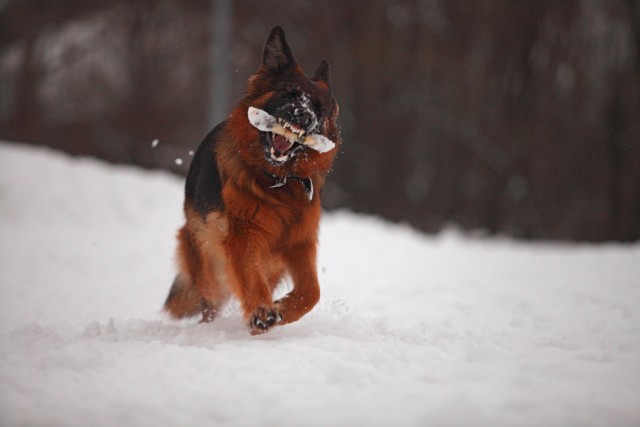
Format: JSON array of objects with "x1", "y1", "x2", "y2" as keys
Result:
[
  {"x1": 225, "y1": 222, "x2": 280, "y2": 334},
  {"x1": 276, "y1": 241, "x2": 321, "y2": 325}
]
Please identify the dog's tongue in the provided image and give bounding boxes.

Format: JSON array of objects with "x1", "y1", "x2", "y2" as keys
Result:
[{"x1": 273, "y1": 134, "x2": 292, "y2": 152}]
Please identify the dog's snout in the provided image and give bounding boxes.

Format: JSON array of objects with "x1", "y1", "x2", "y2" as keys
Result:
[{"x1": 293, "y1": 108, "x2": 314, "y2": 128}]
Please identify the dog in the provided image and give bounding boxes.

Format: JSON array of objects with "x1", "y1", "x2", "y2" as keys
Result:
[{"x1": 163, "y1": 26, "x2": 340, "y2": 334}]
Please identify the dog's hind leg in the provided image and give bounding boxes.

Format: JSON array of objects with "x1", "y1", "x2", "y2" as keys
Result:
[
  {"x1": 164, "y1": 272, "x2": 202, "y2": 319},
  {"x1": 200, "y1": 299, "x2": 219, "y2": 323},
  {"x1": 187, "y1": 210, "x2": 232, "y2": 323},
  {"x1": 164, "y1": 225, "x2": 204, "y2": 319}
]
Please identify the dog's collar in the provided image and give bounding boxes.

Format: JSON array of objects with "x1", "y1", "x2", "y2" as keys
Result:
[{"x1": 262, "y1": 170, "x2": 314, "y2": 201}]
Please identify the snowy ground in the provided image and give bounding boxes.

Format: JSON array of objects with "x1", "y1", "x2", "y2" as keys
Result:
[{"x1": 0, "y1": 141, "x2": 639, "y2": 427}]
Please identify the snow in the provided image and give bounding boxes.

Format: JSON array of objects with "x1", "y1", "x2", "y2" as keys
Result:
[{"x1": 1, "y1": 141, "x2": 639, "y2": 427}]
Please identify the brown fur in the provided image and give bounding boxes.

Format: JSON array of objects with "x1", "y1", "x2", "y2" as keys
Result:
[{"x1": 163, "y1": 27, "x2": 340, "y2": 334}]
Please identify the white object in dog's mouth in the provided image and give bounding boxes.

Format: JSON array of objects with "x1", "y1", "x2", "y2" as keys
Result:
[{"x1": 247, "y1": 107, "x2": 336, "y2": 156}]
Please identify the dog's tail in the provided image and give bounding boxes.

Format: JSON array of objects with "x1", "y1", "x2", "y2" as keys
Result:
[{"x1": 164, "y1": 273, "x2": 201, "y2": 319}]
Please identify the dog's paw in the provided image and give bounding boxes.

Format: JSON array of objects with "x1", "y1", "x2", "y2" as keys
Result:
[{"x1": 249, "y1": 306, "x2": 282, "y2": 335}]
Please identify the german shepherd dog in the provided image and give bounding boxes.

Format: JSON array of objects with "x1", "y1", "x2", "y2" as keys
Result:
[{"x1": 164, "y1": 27, "x2": 340, "y2": 334}]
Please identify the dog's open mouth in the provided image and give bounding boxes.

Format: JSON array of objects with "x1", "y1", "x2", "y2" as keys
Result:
[
  {"x1": 248, "y1": 107, "x2": 335, "y2": 165},
  {"x1": 263, "y1": 118, "x2": 306, "y2": 164}
]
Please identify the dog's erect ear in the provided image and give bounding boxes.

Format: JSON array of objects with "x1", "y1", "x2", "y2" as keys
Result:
[
  {"x1": 263, "y1": 26, "x2": 295, "y2": 72},
  {"x1": 312, "y1": 60, "x2": 331, "y2": 90}
]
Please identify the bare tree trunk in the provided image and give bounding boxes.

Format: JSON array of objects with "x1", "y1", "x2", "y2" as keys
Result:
[{"x1": 209, "y1": 0, "x2": 232, "y2": 127}]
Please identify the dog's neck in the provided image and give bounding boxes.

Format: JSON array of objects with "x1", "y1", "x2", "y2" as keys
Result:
[{"x1": 262, "y1": 170, "x2": 314, "y2": 201}]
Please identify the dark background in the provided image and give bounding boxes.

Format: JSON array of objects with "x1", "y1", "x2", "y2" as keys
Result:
[{"x1": 1, "y1": 0, "x2": 639, "y2": 241}]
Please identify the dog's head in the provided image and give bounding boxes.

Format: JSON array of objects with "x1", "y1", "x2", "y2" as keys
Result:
[{"x1": 234, "y1": 27, "x2": 340, "y2": 176}]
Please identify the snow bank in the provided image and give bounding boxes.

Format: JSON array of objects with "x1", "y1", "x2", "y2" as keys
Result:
[{"x1": 0, "y1": 141, "x2": 638, "y2": 427}]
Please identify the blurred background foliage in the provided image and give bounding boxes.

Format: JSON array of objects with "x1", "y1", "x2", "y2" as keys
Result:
[{"x1": 1, "y1": 0, "x2": 639, "y2": 241}]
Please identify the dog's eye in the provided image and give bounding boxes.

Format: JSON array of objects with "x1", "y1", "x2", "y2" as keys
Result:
[
  {"x1": 278, "y1": 84, "x2": 300, "y2": 98},
  {"x1": 288, "y1": 88, "x2": 302, "y2": 98}
]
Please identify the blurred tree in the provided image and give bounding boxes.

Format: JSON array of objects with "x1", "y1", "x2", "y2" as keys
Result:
[{"x1": 0, "y1": 0, "x2": 210, "y2": 169}]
